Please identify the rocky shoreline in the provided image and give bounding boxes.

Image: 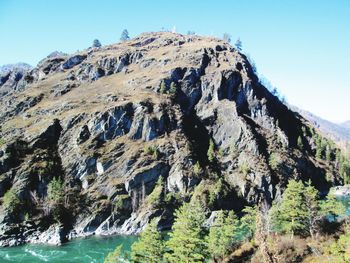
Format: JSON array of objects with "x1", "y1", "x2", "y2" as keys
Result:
[
  {"x1": 332, "y1": 185, "x2": 350, "y2": 197},
  {"x1": 0, "y1": 211, "x2": 150, "y2": 247}
]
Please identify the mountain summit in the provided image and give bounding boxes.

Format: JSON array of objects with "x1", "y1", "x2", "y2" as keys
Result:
[{"x1": 0, "y1": 32, "x2": 345, "y2": 246}]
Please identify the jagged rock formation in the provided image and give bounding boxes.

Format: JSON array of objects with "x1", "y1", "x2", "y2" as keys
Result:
[{"x1": 0, "y1": 32, "x2": 343, "y2": 246}]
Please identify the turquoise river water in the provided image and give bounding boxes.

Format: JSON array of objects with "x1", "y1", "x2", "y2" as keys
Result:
[{"x1": 1, "y1": 197, "x2": 349, "y2": 262}]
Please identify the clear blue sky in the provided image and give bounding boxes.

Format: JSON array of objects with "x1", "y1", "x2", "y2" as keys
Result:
[{"x1": 0, "y1": 0, "x2": 349, "y2": 122}]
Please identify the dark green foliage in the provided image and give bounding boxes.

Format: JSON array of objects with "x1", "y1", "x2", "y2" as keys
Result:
[
  {"x1": 327, "y1": 230, "x2": 350, "y2": 262},
  {"x1": 239, "y1": 163, "x2": 250, "y2": 176},
  {"x1": 159, "y1": 80, "x2": 166, "y2": 94},
  {"x1": 239, "y1": 206, "x2": 257, "y2": 240},
  {"x1": 48, "y1": 177, "x2": 65, "y2": 204},
  {"x1": 272, "y1": 180, "x2": 345, "y2": 238},
  {"x1": 120, "y1": 29, "x2": 130, "y2": 42},
  {"x1": 340, "y1": 160, "x2": 350, "y2": 184},
  {"x1": 92, "y1": 39, "x2": 102, "y2": 48},
  {"x1": 269, "y1": 153, "x2": 282, "y2": 171},
  {"x1": 146, "y1": 176, "x2": 164, "y2": 208},
  {"x1": 168, "y1": 82, "x2": 177, "y2": 98},
  {"x1": 193, "y1": 161, "x2": 202, "y2": 176},
  {"x1": 143, "y1": 145, "x2": 158, "y2": 159},
  {"x1": 208, "y1": 178, "x2": 227, "y2": 208},
  {"x1": 207, "y1": 210, "x2": 239, "y2": 260},
  {"x1": 130, "y1": 219, "x2": 165, "y2": 263},
  {"x1": 297, "y1": 136, "x2": 303, "y2": 150},
  {"x1": 223, "y1": 33, "x2": 231, "y2": 43},
  {"x1": 104, "y1": 245, "x2": 124, "y2": 263},
  {"x1": 2, "y1": 188, "x2": 21, "y2": 216},
  {"x1": 235, "y1": 38, "x2": 242, "y2": 51},
  {"x1": 207, "y1": 139, "x2": 215, "y2": 163},
  {"x1": 319, "y1": 191, "x2": 346, "y2": 221},
  {"x1": 271, "y1": 180, "x2": 309, "y2": 237},
  {"x1": 47, "y1": 177, "x2": 65, "y2": 222},
  {"x1": 165, "y1": 202, "x2": 208, "y2": 262}
]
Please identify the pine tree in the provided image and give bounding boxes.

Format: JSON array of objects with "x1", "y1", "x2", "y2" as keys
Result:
[
  {"x1": 120, "y1": 29, "x2": 130, "y2": 42},
  {"x1": 130, "y1": 219, "x2": 165, "y2": 263},
  {"x1": 168, "y1": 82, "x2": 177, "y2": 98},
  {"x1": 165, "y1": 202, "x2": 208, "y2": 263},
  {"x1": 275, "y1": 180, "x2": 308, "y2": 237},
  {"x1": 223, "y1": 33, "x2": 231, "y2": 43},
  {"x1": 297, "y1": 136, "x2": 303, "y2": 150},
  {"x1": 92, "y1": 39, "x2": 102, "y2": 48},
  {"x1": 235, "y1": 38, "x2": 242, "y2": 51},
  {"x1": 104, "y1": 245, "x2": 124, "y2": 263},
  {"x1": 240, "y1": 206, "x2": 258, "y2": 240},
  {"x1": 328, "y1": 230, "x2": 350, "y2": 262},
  {"x1": 320, "y1": 191, "x2": 346, "y2": 221},
  {"x1": 159, "y1": 80, "x2": 166, "y2": 94},
  {"x1": 304, "y1": 180, "x2": 320, "y2": 238},
  {"x1": 326, "y1": 146, "x2": 332, "y2": 162},
  {"x1": 207, "y1": 139, "x2": 215, "y2": 163},
  {"x1": 47, "y1": 177, "x2": 65, "y2": 204},
  {"x1": 207, "y1": 210, "x2": 238, "y2": 261}
]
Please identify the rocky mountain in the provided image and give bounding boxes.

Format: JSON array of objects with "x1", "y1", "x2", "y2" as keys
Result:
[
  {"x1": 0, "y1": 32, "x2": 344, "y2": 247},
  {"x1": 0, "y1": 63, "x2": 33, "y2": 95}
]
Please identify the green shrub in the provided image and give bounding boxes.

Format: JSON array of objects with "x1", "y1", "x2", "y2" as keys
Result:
[
  {"x1": 159, "y1": 81, "x2": 166, "y2": 94},
  {"x1": 168, "y1": 82, "x2": 177, "y2": 98},
  {"x1": 146, "y1": 177, "x2": 164, "y2": 208},
  {"x1": 47, "y1": 177, "x2": 65, "y2": 204},
  {"x1": 193, "y1": 161, "x2": 202, "y2": 176},
  {"x1": 115, "y1": 194, "x2": 129, "y2": 212},
  {"x1": 269, "y1": 153, "x2": 282, "y2": 171},
  {"x1": 3, "y1": 188, "x2": 21, "y2": 213},
  {"x1": 207, "y1": 139, "x2": 215, "y2": 163},
  {"x1": 144, "y1": 145, "x2": 158, "y2": 159},
  {"x1": 297, "y1": 136, "x2": 303, "y2": 150},
  {"x1": 239, "y1": 163, "x2": 250, "y2": 176}
]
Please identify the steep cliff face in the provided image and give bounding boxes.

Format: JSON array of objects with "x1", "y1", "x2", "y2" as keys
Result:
[{"x1": 0, "y1": 32, "x2": 341, "y2": 246}]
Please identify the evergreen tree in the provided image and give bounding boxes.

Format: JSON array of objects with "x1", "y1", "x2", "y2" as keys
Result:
[
  {"x1": 2, "y1": 188, "x2": 21, "y2": 217},
  {"x1": 120, "y1": 29, "x2": 130, "y2": 42},
  {"x1": 47, "y1": 177, "x2": 65, "y2": 204},
  {"x1": 320, "y1": 191, "x2": 346, "y2": 221},
  {"x1": 223, "y1": 33, "x2": 231, "y2": 43},
  {"x1": 326, "y1": 146, "x2": 332, "y2": 162},
  {"x1": 207, "y1": 139, "x2": 215, "y2": 163},
  {"x1": 47, "y1": 177, "x2": 65, "y2": 222},
  {"x1": 159, "y1": 80, "x2": 166, "y2": 94},
  {"x1": 235, "y1": 38, "x2": 242, "y2": 51},
  {"x1": 316, "y1": 147, "x2": 323, "y2": 159},
  {"x1": 168, "y1": 82, "x2": 177, "y2": 98},
  {"x1": 130, "y1": 219, "x2": 165, "y2": 263},
  {"x1": 165, "y1": 202, "x2": 208, "y2": 263},
  {"x1": 274, "y1": 180, "x2": 308, "y2": 237},
  {"x1": 207, "y1": 210, "x2": 238, "y2": 261},
  {"x1": 328, "y1": 230, "x2": 350, "y2": 262},
  {"x1": 104, "y1": 245, "x2": 124, "y2": 263},
  {"x1": 297, "y1": 136, "x2": 303, "y2": 150},
  {"x1": 92, "y1": 39, "x2": 102, "y2": 48},
  {"x1": 240, "y1": 206, "x2": 258, "y2": 239},
  {"x1": 304, "y1": 180, "x2": 320, "y2": 238}
]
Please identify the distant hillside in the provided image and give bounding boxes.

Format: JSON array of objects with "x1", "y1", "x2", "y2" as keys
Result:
[
  {"x1": 292, "y1": 107, "x2": 350, "y2": 143},
  {"x1": 341, "y1": 120, "x2": 350, "y2": 130}
]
